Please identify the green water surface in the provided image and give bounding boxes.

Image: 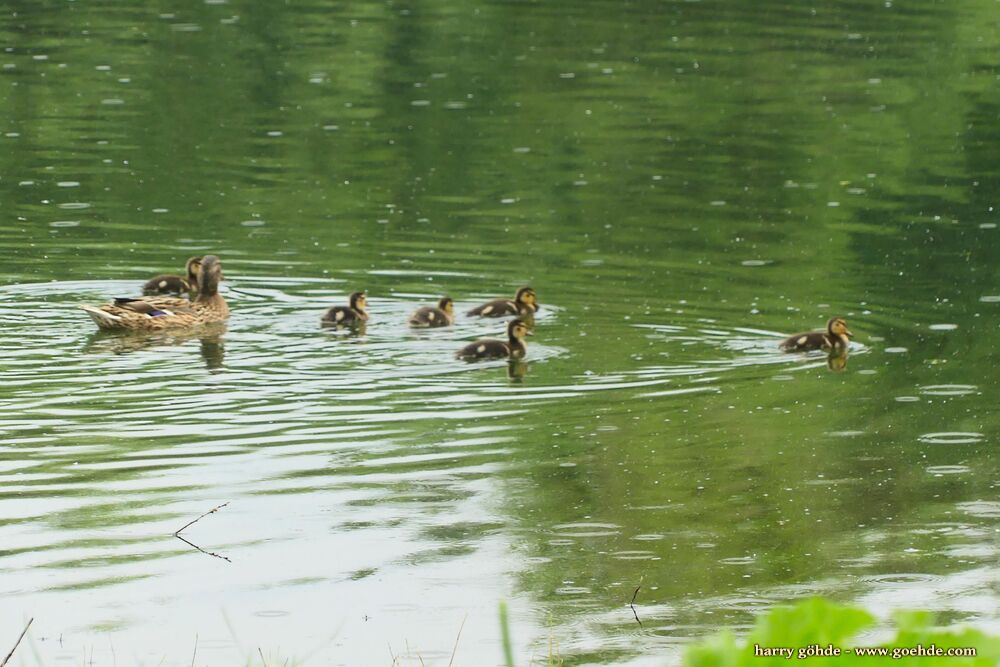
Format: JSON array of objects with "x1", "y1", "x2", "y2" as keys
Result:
[{"x1": 0, "y1": 1, "x2": 997, "y2": 665}]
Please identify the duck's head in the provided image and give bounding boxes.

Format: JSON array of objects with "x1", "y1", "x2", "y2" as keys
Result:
[
  {"x1": 515, "y1": 286, "x2": 539, "y2": 312},
  {"x1": 350, "y1": 291, "x2": 368, "y2": 312},
  {"x1": 437, "y1": 296, "x2": 454, "y2": 316},
  {"x1": 185, "y1": 256, "x2": 203, "y2": 282},
  {"x1": 508, "y1": 318, "x2": 533, "y2": 341},
  {"x1": 198, "y1": 255, "x2": 223, "y2": 295},
  {"x1": 827, "y1": 317, "x2": 853, "y2": 339}
]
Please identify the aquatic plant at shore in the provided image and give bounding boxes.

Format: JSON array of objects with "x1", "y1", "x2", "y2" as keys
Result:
[{"x1": 682, "y1": 598, "x2": 1000, "y2": 667}]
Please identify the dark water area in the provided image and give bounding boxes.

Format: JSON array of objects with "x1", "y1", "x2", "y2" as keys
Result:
[{"x1": 0, "y1": 1, "x2": 997, "y2": 664}]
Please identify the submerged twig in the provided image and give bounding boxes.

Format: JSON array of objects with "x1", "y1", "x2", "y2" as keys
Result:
[
  {"x1": 175, "y1": 534, "x2": 232, "y2": 563},
  {"x1": 174, "y1": 502, "x2": 230, "y2": 536},
  {"x1": 258, "y1": 646, "x2": 268, "y2": 667},
  {"x1": 190, "y1": 633, "x2": 198, "y2": 667},
  {"x1": 630, "y1": 586, "x2": 642, "y2": 627},
  {"x1": 1, "y1": 618, "x2": 33, "y2": 667},
  {"x1": 447, "y1": 614, "x2": 467, "y2": 667}
]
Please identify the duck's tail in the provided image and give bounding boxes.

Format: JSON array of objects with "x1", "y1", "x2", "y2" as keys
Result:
[{"x1": 79, "y1": 305, "x2": 122, "y2": 329}]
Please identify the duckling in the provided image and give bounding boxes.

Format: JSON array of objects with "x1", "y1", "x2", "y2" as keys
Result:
[
  {"x1": 467, "y1": 286, "x2": 539, "y2": 318},
  {"x1": 142, "y1": 256, "x2": 202, "y2": 295},
  {"x1": 321, "y1": 291, "x2": 368, "y2": 326},
  {"x1": 409, "y1": 296, "x2": 454, "y2": 328},
  {"x1": 780, "y1": 317, "x2": 853, "y2": 352},
  {"x1": 81, "y1": 255, "x2": 229, "y2": 330},
  {"x1": 456, "y1": 318, "x2": 532, "y2": 360}
]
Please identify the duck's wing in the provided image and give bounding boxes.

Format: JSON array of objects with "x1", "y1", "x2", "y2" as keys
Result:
[
  {"x1": 321, "y1": 306, "x2": 361, "y2": 325},
  {"x1": 409, "y1": 307, "x2": 449, "y2": 327},
  {"x1": 79, "y1": 296, "x2": 199, "y2": 330},
  {"x1": 456, "y1": 338, "x2": 510, "y2": 360},
  {"x1": 779, "y1": 331, "x2": 828, "y2": 351},
  {"x1": 467, "y1": 299, "x2": 518, "y2": 317}
]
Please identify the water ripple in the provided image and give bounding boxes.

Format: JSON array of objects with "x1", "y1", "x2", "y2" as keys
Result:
[{"x1": 918, "y1": 432, "x2": 985, "y2": 445}]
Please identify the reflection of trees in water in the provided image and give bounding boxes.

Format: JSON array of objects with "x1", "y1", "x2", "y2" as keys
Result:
[{"x1": 83, "y1": 324, "x2": 227, "y2": 370}]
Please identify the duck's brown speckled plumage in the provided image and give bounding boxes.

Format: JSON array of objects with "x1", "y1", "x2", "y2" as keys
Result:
[
  {"x1": 457, "y1": 318, "x2": 532, "y2": 360},
  {"x1": 467, "y1": 286, "x2": 539, "y2": 318},
  {"x1": 780, "y1": 317, "x2": 853, "y2": 352},
  {"x1": 322, "y1": 291, "x2": 368, "y2": 326},
  {"x1": 80, "y1": 255, "x2": 229, "y2": 331},
  {"x1": 409, "y1": 296, "x2": 454, "y2": 328},
  {"x1": 142, "y1": 256, "x2": 202, "y2": 295}
]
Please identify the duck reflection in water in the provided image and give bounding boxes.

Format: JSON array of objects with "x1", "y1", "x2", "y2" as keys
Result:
[
  {"x1": 826, "y1": 350, "x2": 849, "y2": 372},
  {"x1": 83, "y1": 322, "x2": 228, "y2": 370},
  {"x1": 507, "y1": 359, "x2": 528, "y2": 382}
]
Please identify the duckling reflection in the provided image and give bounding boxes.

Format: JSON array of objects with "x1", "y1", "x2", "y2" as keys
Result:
[
  {"x1": 826, "y1": 350, "x2": 849, "y2": 372},
  {"x1": 507, "y1": 359, "x2": 528, "y2": 382},
  {"x1": 83, "y1": 322, "x2": 228, "y2": 370}
]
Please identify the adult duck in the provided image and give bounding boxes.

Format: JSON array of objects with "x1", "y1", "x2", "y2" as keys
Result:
[{"x1": 80, "y1": 255, "x2": 229, "y2": 330}]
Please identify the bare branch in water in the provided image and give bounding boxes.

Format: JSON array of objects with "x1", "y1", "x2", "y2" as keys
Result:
[
  {"x1": 173, "y1": 502, "x2": 232, "y2": 562},
  {"x1": 174, "y1": 502, "x2": 230, "y2": 536},
  {"x1": 175, "y1": 534, "x2": 232, "y2": 563},
  {"x1": 448, "y1": 614, "x2": 468, "y2": 667},
  {"x1": 1, "y1": 618, "x2": 33, "y2": 667},
  {"x1": 630, "y1": 586, "x2": 642, "y2": 627}
]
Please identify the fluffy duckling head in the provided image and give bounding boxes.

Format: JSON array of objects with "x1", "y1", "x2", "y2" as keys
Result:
[
  {"x1": 515, "y1": 286, "x2": 539, "y2": 312},
  {"x1": 185, "y1": 256, "x2": 203, "y2": 284},
  {"x1": 437, "y1": 296, "x2": 454, "y2": 316},
  {"x1": 350, "y1": 291, "x2": 368, "y2": 313},
  {"x1": 508, "y1": 318, "x2": 533, "y2": 341},
  {"x1": 827, "y1": 317, "x2": 853, "y2": 339}
]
